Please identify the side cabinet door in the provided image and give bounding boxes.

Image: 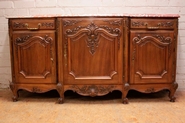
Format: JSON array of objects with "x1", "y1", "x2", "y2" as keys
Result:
[
  {"x1": 12, "y1": 31, "x2": 56, "y2": 83},
  {"x1": 62, "y1": 18, "x2": 123, "y2": 84},
  {"x1": 130, "y1": 30, "x2": 175, "y2": 84}
]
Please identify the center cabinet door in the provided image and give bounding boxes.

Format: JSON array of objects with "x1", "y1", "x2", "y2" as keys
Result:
[{"x1": 61, "y1": 18, "x2": 123, "y2": 85}]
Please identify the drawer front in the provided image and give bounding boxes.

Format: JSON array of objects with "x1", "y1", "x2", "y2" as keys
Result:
[
  {"x1": 130, "y1": 18, "x2": 176, "y2": 29},
  {"x1": 11, "y1": 18, "x2": 55, "y2": 30}
]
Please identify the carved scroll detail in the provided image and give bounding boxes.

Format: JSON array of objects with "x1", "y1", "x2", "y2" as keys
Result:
[
  {"x1": 13, "y1": 22, "x2": 26, "y2": 28},
  {"x1": 158, "y1": 22, "x2": 174, "y2": 27},
  {"x1": 41, "y1": 22, "x2": 54, "y2": 28},
  {"x1": 103, "y1": 20, "x2": 122, "y2": 26},
  {"x1": 132, "y1": 21, "x2": 147, "y2": 27},
  {"x1": 70, "y1": 85, "x2": 116, "y2": 97},
  {"x1": 15, "y1": 35, "x2": 32, "y2": 44},
  {"x1": 63, "y1": 20, "x2": 82, "y2": 26},
  {"x1": 132, "y1": 21, "x2": 174, "y2": 28}
]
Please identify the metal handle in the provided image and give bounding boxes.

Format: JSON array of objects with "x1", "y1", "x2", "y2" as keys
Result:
[
  {"x1": 25, "y1": 23, "x2": 41, "y2": 30},
  {"x1": 144, "y1": 23, "x2": 160, "y2": 30}
]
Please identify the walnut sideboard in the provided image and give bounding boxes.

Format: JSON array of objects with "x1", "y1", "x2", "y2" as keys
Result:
[{"x1": 8, "y1": 15, "x2": 179, "y2": 104}]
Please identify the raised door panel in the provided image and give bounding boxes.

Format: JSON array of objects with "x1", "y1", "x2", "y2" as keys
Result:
[
  {"x1": 62, "y1": 18, "x2": 123, "y2": 84},
  {"x1": 130, "y1": 30, "x2": 175, "y2": 84},
  {"x1": 12, "y1": 31, "x2": 56, "y2": 83}
]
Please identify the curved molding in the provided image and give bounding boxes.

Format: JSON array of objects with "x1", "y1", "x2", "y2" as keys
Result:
[
  {"x1": 133, "y1": 35, "x2": 172, "y2": 46},
  {"x1": 136, "y1": 70, "x2": 167, "y2": 79},
  {"x1": 20, "y1": 70, "x2": 50, "y2": 79},
  {"x1": 69, "y1": 71, "x2": 117, "y2": 80}
]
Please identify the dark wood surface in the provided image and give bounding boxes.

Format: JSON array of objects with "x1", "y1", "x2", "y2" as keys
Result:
[{"x1": 8, "y1": 17, "x2": 178, "y2": 103}]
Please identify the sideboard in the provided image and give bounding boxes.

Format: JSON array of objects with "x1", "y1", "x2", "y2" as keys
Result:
[{"x1": 8, "y1": 15, "x2": 179, "y2": 103}]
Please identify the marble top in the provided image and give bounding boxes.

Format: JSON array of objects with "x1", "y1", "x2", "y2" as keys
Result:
[{"x1": 6, "y1": 14, "x2": 180, "y2": 18}]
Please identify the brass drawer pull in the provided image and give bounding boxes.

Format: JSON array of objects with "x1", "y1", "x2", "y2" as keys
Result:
[
  {"x1": 25, "y1": 23, "x2": 41, "y2": 30},
  {"x1": 144, "y1": 23, "x2": 160, "y2": 30}
]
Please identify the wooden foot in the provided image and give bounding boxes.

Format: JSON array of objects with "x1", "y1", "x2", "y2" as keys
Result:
[
  {"x1": 10, "y1": 82, "x2": 19, "y2": 102},
  {"x1": 122, "y1": 98, "x2": 129, "y2": 104},
  {"x1": 122, "y1": 83, "x2": 129, "y2": 104},
  {"x1": 170, "y1": 96, "x2": 176, "y2": 102},
  {"x1": 58, "y1": 98, "x2": 63, "y2": 104},
  {"x1": 56, "y1": 83, "x2": 64, "y2": 104},
  {"x1": 169, "y1": 82, "x2": 178, "y2": 102},
  {"x1": 12, "y1": 96, "x2": 18, "y2": 102}
]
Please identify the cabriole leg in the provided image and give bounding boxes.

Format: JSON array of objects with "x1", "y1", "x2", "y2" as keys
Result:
[
  {"x1": 122, "y1": 83, "x2": 130, "y2": 104},
  {"x1": 56, "y1": 83, "x2": 64, "y2": 104},
  {"x1": 169, "y1": 82, "x2": 178, "y2": 102}
]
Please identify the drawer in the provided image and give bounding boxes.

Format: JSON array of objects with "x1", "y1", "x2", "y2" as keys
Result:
[
  {"x1": 130, "y1": 18, "x2": 176, "y2": 29},
  {"x1": 11, "y1": 18, "x2": 56, "y2": 30}
]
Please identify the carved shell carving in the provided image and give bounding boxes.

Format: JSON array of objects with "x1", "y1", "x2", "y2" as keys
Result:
[
  {"x1": 70, "y1": 85, "x2": 116, "y2": 97},
  {"x1": 32, "y1": 87, "x2": 42, "y2": 93},
  {"x1": 145, "y1": 88, "x2": 155, "y2": 93}
]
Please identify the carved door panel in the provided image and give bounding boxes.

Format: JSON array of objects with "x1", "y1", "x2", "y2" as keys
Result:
[
  {"x1": 12, "y1": 31, "x2": 56, "y2": 83},
  {"x1": 130, "y1": 30, "x2": 175, "y2": 84},
  {"x1": 62, "y1": 18, "x2": 123, "y2": 84}
]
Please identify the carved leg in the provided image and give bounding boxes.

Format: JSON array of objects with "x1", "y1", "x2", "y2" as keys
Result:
[
  {"x1": 56, "y1": 83, "x2": 64, "y2": 104},
  {"x1": 9, "y1": 82, "x2": 18, "y2": 102},
  {"x1": 169, "y1": 82, "x2": 178, "y2": 102},
  {"x1": 122, "y1": 83, "x2": 130, "y2": 104}
]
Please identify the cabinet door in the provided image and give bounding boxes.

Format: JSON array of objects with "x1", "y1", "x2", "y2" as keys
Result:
[
  {"x1": 130, "y1": 30, "x2": 175, "y2": 84},
  {"x1": 62, "y1": 18, "x2": 123, "y2": 84},
  {"x1": 12, "y1": 31, "x2": 56, "y2": 83}
]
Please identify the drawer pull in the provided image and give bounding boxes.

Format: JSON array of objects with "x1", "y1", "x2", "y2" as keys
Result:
[
  {"x1": 145, "y1": 23, "x2": 160, "y2": 30},
  {"x1": 25, "y1": 23, "x2": 41, "y2": 30}
]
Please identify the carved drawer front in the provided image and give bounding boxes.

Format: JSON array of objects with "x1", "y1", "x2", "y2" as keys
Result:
[
  {"x1": 11, "y1": 18, "x2": 55, "y2": 30},
  {"x1": 130, "y1": 18, "x2": 176, "y2": 29}
]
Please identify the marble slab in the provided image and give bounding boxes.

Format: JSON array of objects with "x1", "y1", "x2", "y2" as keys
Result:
[{"x1": 6, "y1": 14, "x2": 180, "y2": 18}]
